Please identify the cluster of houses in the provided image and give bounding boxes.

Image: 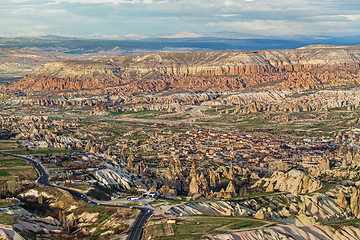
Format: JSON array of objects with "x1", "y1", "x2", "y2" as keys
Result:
[{"x1": 138, "y1": 129, "x2": 336, "y2": 172}]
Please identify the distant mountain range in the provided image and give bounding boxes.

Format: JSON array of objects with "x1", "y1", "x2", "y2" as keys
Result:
[{"x1": 0, "y1": 33, "x2": 359, "y2": 56}]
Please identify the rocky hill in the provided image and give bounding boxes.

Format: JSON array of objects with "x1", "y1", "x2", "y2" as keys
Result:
[{"x1": 10, "y1": 45, "x2": 360, "y2": 94}]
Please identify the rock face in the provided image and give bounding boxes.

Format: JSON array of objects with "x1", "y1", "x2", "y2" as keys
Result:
[
  {"x1": 10, "y1": 45, "x2": 360, "y2": 94},
  {"x1": 252, "y1": 169, "x2": 323, "y2": 194}
]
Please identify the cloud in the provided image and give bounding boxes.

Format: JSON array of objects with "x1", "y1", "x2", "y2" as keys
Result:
[
  {"x1": 52, "y1": 0, "x2": 137, "y2": 4},
  {"x1": 339, "y1": 15, "x2": 360, "y2": 21},
  {"x1": 1, "y1": 0, "x2": 359, "y2": 38},
  {"x1": 124, "y1": 34, "x2": 147, "y2": 39},
  {"x1": 205, "y1": 17, "x2": 360, "y2": 36},
  {"x1": 159, "y1": 32, "x2": 202, "y2": 38}
]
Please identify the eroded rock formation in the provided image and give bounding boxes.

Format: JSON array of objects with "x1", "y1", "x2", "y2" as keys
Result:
[
  {"x1": 10, "y1": 46, "x2": 360, "y2": 94},
  {"x1": 252, "y1": 169, "x2": 323, "y2": 194}
]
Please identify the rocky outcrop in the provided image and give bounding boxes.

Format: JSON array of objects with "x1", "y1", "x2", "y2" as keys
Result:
[
  {"x1": 0, "y1": 115, "x2": 85, "y2": 150},
  {"x1": 254, "y1": 209, "x2": 266, "y2": 220},
  {"x1": 350, "y1": 189, "x2": 360, "y2": 218},
  {"x1": 158, "y1": 185, "x2": 177, "y2": 197},
  {"x1": 214, "y1": 88, "x2": 360, "y2": 115},
  {"x1": 93, "y1": 168, "x2": 132, "y2": 189},
  {"x1": 208, "y1": 224, "x2": 360, "y2": 240},
  {"x1": 224, "y1": 181, "x2": 237, "y2": 199},
  {"x1": 10, "y1": 45, "x2": 360, "y2": 94},
  {"x1": 0, "y1": 225, "x2": 25, "y2": 240},
  {"x1": 251, "y1": 169, "x2": 323, "y2": 194},
  {"x1": 188, "y1": 176, "x2": 199, "y2": 196},
  {"x1": 337, "y1": 189, "x2": 349, "y2": 209},
  {"x1": 19, "y1": 189, "x2": 53, "y2": 199},
  {"x1": 169, "y1": 201, "x2": 246, "y2": 216},
  {"x1": 167, "y1": 186, "x2": 360, "y2": 229}
]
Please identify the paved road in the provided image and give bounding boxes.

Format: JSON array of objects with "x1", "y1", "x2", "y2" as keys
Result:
[{"x1": 2, "y1": 152, "x2": 152, "y2": 240}]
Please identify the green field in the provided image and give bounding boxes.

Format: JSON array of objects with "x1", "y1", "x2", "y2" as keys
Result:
[
  {"x1": 0, "y1": 213, "x2": 17, "y2": 225},
  {"x1": 2, "y1": 148, "x2": 77, "y2": 155},
  {"x1": 0, "y1": 200, "x2": 15, "y2": 208},
  {"x1": 0, "y1": 157, "x2": 29, "y2": 168},
  {"x1": 0, "y1": 140, "x2": 19, "y2": 150},
  {"x1": 144, "y1": 216, "x2": 268, "y2": 240},
  {"x1": 0, "y1": 155, "x2": 37, "y2": 180},
  {"x1": 323, "y1": 218, "x2": 360, "y2": 230},
  {"x1": 0, "y1": 141, "x2": 38, "y2": 179}
]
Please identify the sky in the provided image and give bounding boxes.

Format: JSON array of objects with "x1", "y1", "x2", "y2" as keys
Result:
[{"x1": 1, "y1": 0, "x2": 360, "y2": 38}]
